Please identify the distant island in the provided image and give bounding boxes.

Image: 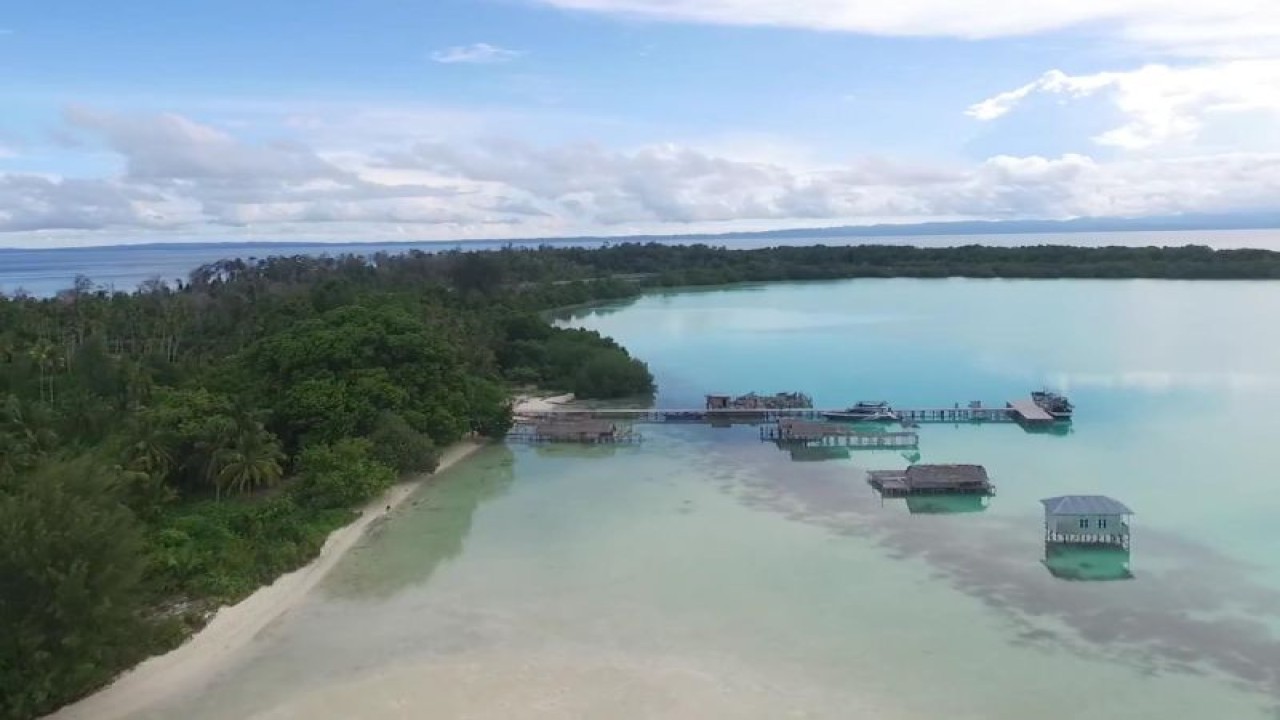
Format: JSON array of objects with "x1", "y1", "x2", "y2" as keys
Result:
[
  {"x1": 3, "y1": 211, "x2": 1279, "y2": 254},
  {"x1": 648, "y1": 211, "x2": 1280, "y2": 241}
]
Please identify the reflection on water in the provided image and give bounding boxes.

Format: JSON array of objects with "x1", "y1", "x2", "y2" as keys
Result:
[
  {"x1": 783, "y1": 444, "x2": 851, "y2": 462},
  {"x1": 903, "y1": 494, "x2": 991, "y2": 514},
  {"x1": 1019, "y1": 422, "x2": 1074, "y2": 437},
  {"x1": 1043, "y1": 543, "x2": 1133, "y2": 581},
  {"x1": 533, "y1": 443, "x2": 637, "y2": 460},
  {"x1": 696, "y1": 435, "x2": 1280, "y2": 704},
  {"x1": 323, "y1": 446, "x2": 516, "y2": 600}
]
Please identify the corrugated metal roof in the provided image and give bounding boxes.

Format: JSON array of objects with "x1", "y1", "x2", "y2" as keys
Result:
[
  {"x1": 905, "y1": 464, "x2": 989, "y2": 487},
  {"x1": 1040, "y1": 495, "x2": 1133, "y2": 516}
]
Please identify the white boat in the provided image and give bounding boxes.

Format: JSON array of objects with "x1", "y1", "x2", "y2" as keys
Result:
[{"x1": 822, "y1": 401, "x2": 900, "y2": 422}]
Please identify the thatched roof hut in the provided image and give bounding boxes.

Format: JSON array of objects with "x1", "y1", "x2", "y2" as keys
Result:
[
  {"x1": 868, "y1": 464, "x2": 993, "y2": 496},
  {"x1": 904, "y1": 464, "x2": 990, "y2": 490}
]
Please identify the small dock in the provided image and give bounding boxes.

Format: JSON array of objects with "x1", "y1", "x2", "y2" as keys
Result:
[
  {"x1": 868, "y1": 464, "x2": 995, "y2": 497},
  {"x1": 761, "y1": 419, "x2": 919, "y2": 448},
  {"x1": 896, "y1": 406, "x2": 1015, "y2": 423},
  {"x1": 1007, "y1": 399, "x2": 1054, "y2": 427},
  {"x1": 506, "y1": 420, "x2": 642, "y2": 444}
]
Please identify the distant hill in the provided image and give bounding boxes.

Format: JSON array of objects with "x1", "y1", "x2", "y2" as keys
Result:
[
  {"x1": 4, "y1": 212, "x2": 1279, "y2": 254},
  {"x1": 627, "y1": 212, "x2": 1280, "y2": 242}
]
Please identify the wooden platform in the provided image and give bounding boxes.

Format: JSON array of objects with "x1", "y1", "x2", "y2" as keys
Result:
[
  {"x1": 1045, "y1": 533, "x2": 1130, "y2": 549},
  {"x1": 895, "y1": 407, "x2": 1014, "y2": 423},
  {"x1": 1007, "y1": 399, "x2": 1054, "y2": 425},
  {"x1": 506, "y1": 421, "x2": 642, "y2": 444},
  {"x1": 761, "y1": 419, "x2": 918, "y2": 448}
]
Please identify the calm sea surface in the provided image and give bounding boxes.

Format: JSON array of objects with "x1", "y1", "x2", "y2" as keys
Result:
[
  {"x1": 126, "y1": 277, "x2": 1280, "y2": 720},
  {"x1": 4, "y1": 228, "x2": 1280, "y2": 297}
]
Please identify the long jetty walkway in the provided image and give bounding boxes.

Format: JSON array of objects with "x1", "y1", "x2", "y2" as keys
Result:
[
  {"x1": 518, "y1": 404, "x2": 1047, "y2": 425},
  {"x1": 761, "y1": 419, "x2": 919, "y2": 448}
]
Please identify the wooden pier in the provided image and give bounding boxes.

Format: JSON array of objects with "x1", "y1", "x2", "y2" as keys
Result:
[
  {"x1": 520, "y1": 406, "x2": 1028, "y2": 425},
  {"x1": 506, "y1": 420, "x2": 642, "y2": 445},
  {"x1": 761, "y1": 419, "x2": 919, "y2": 448},
  {"x1": 895, "y1": 407, "x2": 1015, "y2": 423},
  {"x1": 1006, "y1": 399, "x2": 1054, "y2": 426},
  {"x1": 513, "y1": 392, "x2": 1071, "y2": 429}
]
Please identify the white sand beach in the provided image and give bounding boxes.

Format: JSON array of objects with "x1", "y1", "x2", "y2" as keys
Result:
[
  {"x1": 45, "y1": 440, "x2": 487, "y2": 720},
  {"x1": 512, "y1": 392, "x2": 575, "y2": 415}
]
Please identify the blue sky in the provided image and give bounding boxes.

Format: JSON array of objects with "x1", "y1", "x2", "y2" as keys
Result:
[{"x1": 2, "y1": 0, "x2": 1279, "y2": 246}]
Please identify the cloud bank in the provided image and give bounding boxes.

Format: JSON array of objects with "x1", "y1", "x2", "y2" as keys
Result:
[
  {"x1": 5, "y1": 106, "x2": 1280, "y2": 242},
  {"x1": 969, "y1": 60, "x2": 1280, "y2": 150}
]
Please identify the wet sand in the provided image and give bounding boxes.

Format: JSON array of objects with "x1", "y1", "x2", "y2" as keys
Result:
[{"x1": 45, "y1": 441, "x2": 487, "y2": 720}]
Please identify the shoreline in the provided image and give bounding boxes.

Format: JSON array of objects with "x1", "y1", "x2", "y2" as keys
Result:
[{"x1": 45, "y1": 440, "x2": 488, "y2": 720}]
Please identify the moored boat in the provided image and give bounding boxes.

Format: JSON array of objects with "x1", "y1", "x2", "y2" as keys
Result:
[
  {"x1": 822, "y1": 401, "x2": 900, "y2": 422},
  {"x1": 1031, "y1": 390, "x2": 1073, "y2": 420}
]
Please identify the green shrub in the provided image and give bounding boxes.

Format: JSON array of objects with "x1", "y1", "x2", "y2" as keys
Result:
[
  {"x1": 295, "y1": 438, "x2": 397, "y2": 510},
  {"x1": 147, "y1": 495, "x2": 352, "y2": 602},
  {"x1": 0, "y1": 461, "x2": 149, "y2": 720},
  {"x1": 572, "y1": 352, "x2": 654, "y2": 399},
  {"x1": 368, "y1": 412, "x2": 440, "y2": 474}
]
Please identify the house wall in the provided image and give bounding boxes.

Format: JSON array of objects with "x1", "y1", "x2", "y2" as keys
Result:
[{"x1": 1049, "y1": 514, "x2": 1128, "y2": 535}]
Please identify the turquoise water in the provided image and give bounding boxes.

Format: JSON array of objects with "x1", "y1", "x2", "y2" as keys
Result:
[{"x1": 130, "y1": 279, "x2": 1280, "y2": 719}]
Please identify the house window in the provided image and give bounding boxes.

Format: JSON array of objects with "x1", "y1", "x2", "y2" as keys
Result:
[
  {"x1": 1077, "y1": 517, "x2": 1090, "y2": 529},
  {"x1": 1097, "y1": 518, "x2": 1108, "y2": 530}
]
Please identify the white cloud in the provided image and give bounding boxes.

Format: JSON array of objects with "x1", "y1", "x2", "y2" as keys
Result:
[
  {"x1": 968, "y1": 60, "x2": 1280, "y2": 150},
  {"x1": 381, "y1": 138, "x2": 1280, "y2": 224},
  {"x1": 32, "y1": 108, "x2": 493, "y2": 231},
  {"x1": 430, "y1": 43, "x2": 522, "y2": 64},
  {"x1": 0, "y1": 175, "x2": 189, "y2": 232},
  {"x1": 531, "y1": 0, "x2": 1280, "y2": 57},
  {"x1": 65, "y1": 106, "x2": 347, "y2": 182},
  {"x1": 10, "y1": 106, "x2": 1280, "y2": 241}
]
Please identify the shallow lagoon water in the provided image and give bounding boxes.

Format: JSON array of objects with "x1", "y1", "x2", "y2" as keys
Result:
[{"x1": 134, "y1": 279, "x2": 1280, "y2": 719}]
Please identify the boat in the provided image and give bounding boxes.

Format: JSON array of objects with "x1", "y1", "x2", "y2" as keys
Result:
[
  {"x1": 822, "y1": 401, "x2": 900, "y2": 422},
  {"x1": 1031, "y1": 390, "x2": 1074, "y2": 420}
]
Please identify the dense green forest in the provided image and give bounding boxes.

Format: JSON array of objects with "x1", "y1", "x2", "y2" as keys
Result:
[
  {"x1": 0, "y1": 251, "x2": 653, "y2": 720},
  {"x1": 1, "y1": 239, "x2": 1274, "y2": 719},
  {"x1": 521, "y1": 241, "x2": 1280, "y2": 282}
]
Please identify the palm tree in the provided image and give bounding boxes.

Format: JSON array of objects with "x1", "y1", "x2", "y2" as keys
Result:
[
  {"x1": 212, "y1": 424, "x2": 285, "y2": 499},
  {"x1": 28, "y1": 340, "x2": 57, "y2": 403},
  {"x1": 126, "y1": 424, "x2": 175, "y2": 481},
  {"x1": 0, "y1": 395, "x2": 56, "y2": 477}
]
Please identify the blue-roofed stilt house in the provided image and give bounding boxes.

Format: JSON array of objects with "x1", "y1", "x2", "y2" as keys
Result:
[{"x1": 1040, "y1": 495, "x2": 1133, "y2": 549}]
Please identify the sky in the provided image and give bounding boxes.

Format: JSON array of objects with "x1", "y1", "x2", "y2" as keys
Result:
[{"x1": 3, "y1": 0, "x2": 1280, "y2": 247}]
